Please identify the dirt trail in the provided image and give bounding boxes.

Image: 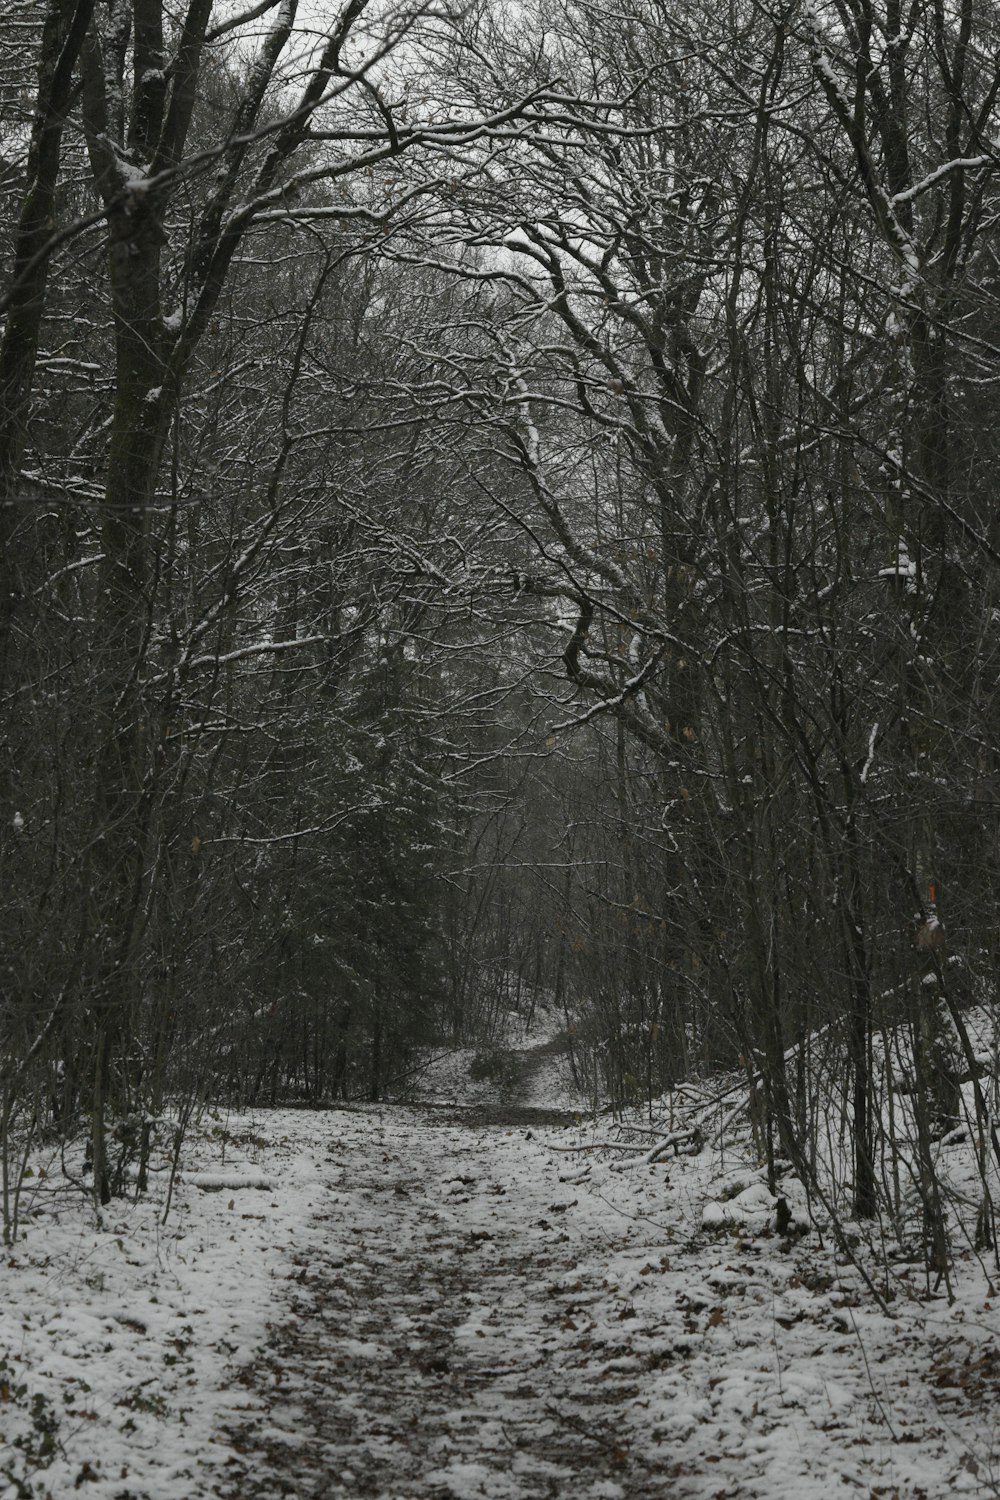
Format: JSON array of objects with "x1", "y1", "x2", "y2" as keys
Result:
[
  {"x1": 221, "y1": 1109, "x2": 676, "y2": 1500},
  {"x1": 402, "y1": 1101, "x2": 581, "y2": 1129}
]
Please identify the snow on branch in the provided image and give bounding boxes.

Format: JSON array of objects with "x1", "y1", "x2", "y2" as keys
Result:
[{"x1": 889, "y1": 157, "x2": 993, "y2": 206}]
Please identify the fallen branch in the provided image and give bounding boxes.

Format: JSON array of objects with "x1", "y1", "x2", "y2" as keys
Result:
[
  {"x1": 609, "y1": 1125, "x2": 704, "y2": 1171},
  {"x1": 548, "y1": 1140, "x2": 639, "y2": 1154},
  {"x1": 707, "y1": 1094, "x2": 752, "y2": 1151},
  {"x1": 184, "y1": 1172, "x2": 273, "y2": 1191}
]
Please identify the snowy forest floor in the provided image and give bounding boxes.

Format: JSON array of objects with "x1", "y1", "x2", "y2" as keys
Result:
[{"x1": 4, "y1": 1037, "x2": 1000, "y2": 1499}]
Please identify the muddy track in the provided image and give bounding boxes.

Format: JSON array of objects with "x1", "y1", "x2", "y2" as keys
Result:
[
  {"x1": 398, "y1": 1101, "x2": 583, "y2": 1129},
  {"x1": 220, "y1": 1111, "x2": 678, "y2": 1500}
]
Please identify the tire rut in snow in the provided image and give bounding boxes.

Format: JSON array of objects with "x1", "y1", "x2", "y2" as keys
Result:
[{"x1": 220, "y1": 1115, "x2": 676, "y2": 1500}]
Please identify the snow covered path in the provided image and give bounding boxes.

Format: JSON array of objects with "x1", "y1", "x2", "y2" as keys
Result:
[
  {"x1": 6, "y1": 1099, "x2": 1000, "y2": 1500},
  {"x1": 223, "y1": 1106, "x2": 671, "y2": 1500}
]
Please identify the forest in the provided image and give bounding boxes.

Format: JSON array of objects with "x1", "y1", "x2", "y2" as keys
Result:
[{"x1": 2, "y1": 0, "x2": 1000, "y2": 1282}]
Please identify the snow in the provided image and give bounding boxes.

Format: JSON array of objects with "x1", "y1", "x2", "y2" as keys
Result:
[
  {"x1": 4, "y1": 1017, "x2": 1000, "y2": 1498},
  {"x1": 183, "y1": 1170, "x2": 274, "y2": 1190},
  {"x1": 860, "y1": 721, "x2": 879, "y2": 783},
  {"x1": 115, "y1": 156, "x2": 150, "y2": 194},
  {"x1": 0, "y1": 1114, "x2": 322, "y2": 1499},
  {"x1": 408, "y1": 1005, "x2": 581, "y2": 1114},
  {"x1": 890, "y1": 158, "x2": 990, "y2": 206},
  {"x1": 878, "y1": 536, "x2": 918, "y2": 591},
  {"x1": 701, "y1": 1178, "x2": 779, "y2": 1228}
]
